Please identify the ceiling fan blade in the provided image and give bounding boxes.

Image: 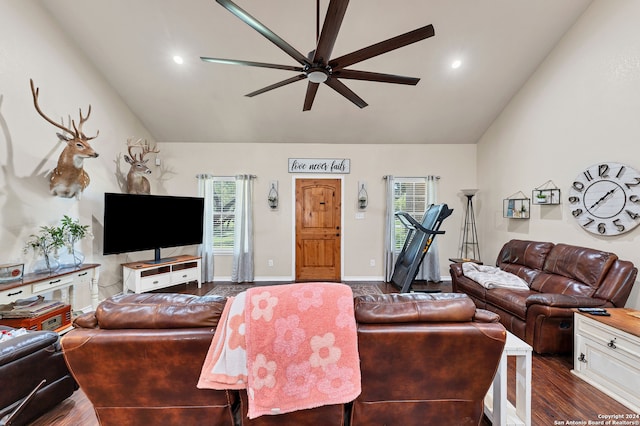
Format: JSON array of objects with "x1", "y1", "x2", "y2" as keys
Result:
[
  {"x1": 303, "y1": 82, "x2": 320, "y2": 111},
  {"x1": 329, "y1": 24, "x2": 435, "y2": 70},
  {"x1": 325, "y1": 78, "x2": 368, "y2": 108},
  {"x1": 313, "y1": 0, "x2": 349, "y2": 64},
  {"x1": 216, "y1": 0, "x2": 310, "y2": 67},
  {"x1": 246, "y1": 74, "x2": 307, "y2": 97},
  {"x1": 200, "y1": 57, "x2": 304, "y2": 72},
  {"x1": 333, "y1": 69, "x2": 420, "y2": 85}
]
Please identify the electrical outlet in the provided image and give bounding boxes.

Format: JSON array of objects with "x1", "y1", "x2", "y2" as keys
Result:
[
  {"x1": 370, "y1": 259, "x2": 375, "y2": 267},
  {"x1": 268, "y1": 259, "x2": 274, "y2": 267}
]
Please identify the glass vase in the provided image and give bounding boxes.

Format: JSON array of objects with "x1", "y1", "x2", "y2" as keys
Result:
[
  {"x1": 32, "y1": 253, "x2": 60, "y2": 274},
  {"x1": 58, "y1": 245, "x2": 85, "y2": 268}
]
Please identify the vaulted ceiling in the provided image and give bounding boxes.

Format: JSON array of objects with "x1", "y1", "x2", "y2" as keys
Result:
[{"x1": 39, "y1": 0, "x2": 592, "y2": 144}]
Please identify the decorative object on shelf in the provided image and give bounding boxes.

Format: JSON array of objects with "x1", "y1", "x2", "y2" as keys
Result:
[
  {"x1": 58, "y1": 215, "x2": 92, "y2": 267},
  {"x1": 23, "y1": 225, "x2": 64, "y2": 273},
  {"x1": 503, "y1": 191, "x2": 530, "y2": 219},
  {"x1": 459, "y1": 189, "x2": 480, "y2": 261},
  {"x1": 23, "y1": 216, "x2": 92, "y2": 272},
  {"x1": 0, "y1": 263, "x2": 24, "y2": 283},
  {"x1": 29, "y1": 79, "x2": 99, "y2": 199},
  {"x1": 532, "y1": 180, "x2": 561, "y2": 205},
  {"x1": 268, "y1": 181, "x2": 279, "y2": 209},
  {"x1": 568, "y1": 162, "x2": 640, "y2": 236},
  {"x1": 358, "y1": 182, "x2": 368, "y2": 210},
  {"x1": 124, "y1": 138, "x2": 160, "y2": 194}
]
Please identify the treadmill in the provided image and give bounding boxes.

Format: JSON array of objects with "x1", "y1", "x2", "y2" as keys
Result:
[{"x1": 390, "y1": 203, "x2": 453, "y2": 293}]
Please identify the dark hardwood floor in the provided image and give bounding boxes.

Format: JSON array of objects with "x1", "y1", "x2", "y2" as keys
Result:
[{"x1": 27, "y1": 281, "x2": 634, "y2": 426}]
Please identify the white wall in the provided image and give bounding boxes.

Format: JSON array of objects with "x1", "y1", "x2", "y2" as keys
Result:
[
  {"x1": 0, "y1": 1, "x2": 154, "y2": 307},
  {"x1": 477, "y1": 0, "x2": 640, "y2": 309},
  {"x1": 159, "y1": 142, "x2": 477, "y2": 281}
]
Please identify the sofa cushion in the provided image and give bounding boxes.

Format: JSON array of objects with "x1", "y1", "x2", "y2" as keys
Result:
[
  {"x1": 354, "y1": 293, "x2": 476, "y2": 323},
  {"x1": 529, "y1": 272, "x2": 596, "y2": 298},
  {"x1": 484, "y1": 288, "x2": 532, "y2": 320},
  {"x1": 537, "y1": 244, "x2": 617, "y2": 291},
  {"x1": 93, "y1": 293, "x2": 227, "y2": 329},
  {"x1": 497, "y1": 240, "x2": 555, "y2": 271}
]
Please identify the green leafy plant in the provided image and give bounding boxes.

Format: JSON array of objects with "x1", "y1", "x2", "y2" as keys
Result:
[
  {"x1": 60, "y1": 215, "x2": 92, "y2": 250},
  {"x1": 23, "y1": 216, "x2": 92, "y2": 270},
  {"x1": 23, "y1": 225, "x2": 65, "y2": 271}
]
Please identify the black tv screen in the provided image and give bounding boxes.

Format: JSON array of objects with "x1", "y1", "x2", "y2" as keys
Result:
[{"x1": 103, "y1": 193, "x2": 204, "y2": 263}]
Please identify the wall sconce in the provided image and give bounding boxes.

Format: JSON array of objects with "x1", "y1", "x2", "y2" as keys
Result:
[
  {"x1": 358, "y1": 182, "x2": 368, "y2": 210},
  {"x1": 268, "y1": 181, "x2": 278, "y2": 209}
]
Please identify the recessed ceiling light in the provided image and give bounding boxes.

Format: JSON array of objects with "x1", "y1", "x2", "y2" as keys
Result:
[
  {"x1": 451, "y1": 59, "x2": 462, "y2": 69},
  {"x1": 173, "y1": 55, "x2": 184, "y2": 65}
]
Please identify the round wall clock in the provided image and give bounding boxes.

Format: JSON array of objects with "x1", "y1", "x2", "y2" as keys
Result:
[{"x1": 568, "y1": 162, "x2": 640, "y2": 235}]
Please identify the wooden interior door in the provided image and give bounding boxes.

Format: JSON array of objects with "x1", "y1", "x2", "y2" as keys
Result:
[{"x1": 295, "y1": 178, "x2": 341, "y2": 281}]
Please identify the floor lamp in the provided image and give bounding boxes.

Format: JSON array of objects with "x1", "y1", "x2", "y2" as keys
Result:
[{"x1": 459, "y1": 189, "x2": 480, "y2": 261}]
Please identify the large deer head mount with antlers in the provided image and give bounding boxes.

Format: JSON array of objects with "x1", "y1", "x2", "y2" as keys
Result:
[
  {"x1": 29, "y1": 79, "x2": 99, "y2": 199},
  {"x1": 124, "y1": 138, "x2": 159, "y2": 194}
]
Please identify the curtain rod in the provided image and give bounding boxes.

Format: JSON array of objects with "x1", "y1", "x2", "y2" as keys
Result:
[
  {"x1": 383, "y1": 175, "x2": 440, "y2": 180},
  {"x1": 196, "y1": 174, "x2": 257, "y2": 179}
]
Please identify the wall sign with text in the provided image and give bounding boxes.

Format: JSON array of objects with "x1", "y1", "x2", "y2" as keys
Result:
[{"x1": 288, "y1": 158, "x2": 350, "y2": 174}]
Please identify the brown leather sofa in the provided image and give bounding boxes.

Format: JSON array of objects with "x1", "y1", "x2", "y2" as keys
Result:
[
  {"x1": 0, "y1": 325, "x2": 77, "y2": 426},
  {"x1": 62, "y1": 291, "x2": 506, "y2": 426},
  {"x1": 450, "y1": 239, "x2": 637, "y2": 354}
]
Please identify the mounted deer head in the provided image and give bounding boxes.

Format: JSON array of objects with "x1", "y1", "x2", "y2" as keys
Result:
[
  {"x1": 29, "y1": 79, "x2": 99, "y2": 199},
  {"x1": 124, "y1": 138, "x2": 159, "y2": 194}
]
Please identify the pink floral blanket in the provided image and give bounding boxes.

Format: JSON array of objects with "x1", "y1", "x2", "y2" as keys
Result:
[{"x1": 198, "y1": 283, "x2": 361, "y2": 419}]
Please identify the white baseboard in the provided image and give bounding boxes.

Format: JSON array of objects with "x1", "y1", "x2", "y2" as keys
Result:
[{"x1": 211, "y1": 275, "x2": 451, "y2": 283}]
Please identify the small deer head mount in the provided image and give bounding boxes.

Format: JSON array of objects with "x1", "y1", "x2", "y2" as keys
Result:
[
  {"x1": 29, "y1": 79, "x2": 99, "y2": 199},
  {"x1": 124, "y1": 138, "x2": 159, "y2": 194}
]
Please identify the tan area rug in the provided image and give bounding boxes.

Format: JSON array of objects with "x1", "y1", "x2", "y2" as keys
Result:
[{"x1": 206, "y1": 283, "x2": 383, "y2": 299}]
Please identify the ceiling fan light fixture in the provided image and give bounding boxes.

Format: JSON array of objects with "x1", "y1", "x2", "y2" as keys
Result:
[{"x1": 307, "y1": 70, "x2": 329, "y2": 83}]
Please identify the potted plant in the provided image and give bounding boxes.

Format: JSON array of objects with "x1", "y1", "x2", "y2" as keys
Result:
[
  {"x1": 23, "y1": 225, "x2": 65, "y2": 273},
  {"x1": 536, "y1": 192, "x2": 548, "y2": 204}
]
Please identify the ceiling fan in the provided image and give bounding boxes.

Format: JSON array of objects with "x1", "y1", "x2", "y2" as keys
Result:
[{"x1": 201, "y1": 0, "x2": 435, "y2": 111}]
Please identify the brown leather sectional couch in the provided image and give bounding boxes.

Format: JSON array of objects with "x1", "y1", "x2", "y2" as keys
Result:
[
  {"x1": 450, "y1": 239, "x2": 637, "y2": 354},
  {"x1": 61, "y1": 291, "x2": 506, "y2": 426}
]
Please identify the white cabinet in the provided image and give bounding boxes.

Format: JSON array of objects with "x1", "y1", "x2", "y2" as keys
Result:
[
  {"x1": 572, "y1": 309, "x2": 640, "y2": 414},
  {"x1": 122, "y1": 255, "x2": 201, "y2": 294},
  {"x1": 0, "y1": 264, "x2": 100, "y2": 311}
]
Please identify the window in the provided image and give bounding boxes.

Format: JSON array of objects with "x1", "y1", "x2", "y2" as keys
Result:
[
  {"x1": 212, "y1": 177, "x2": 236, "y2": 252},
  {"x1": 393, "y1": 178, "x2": 427, "y2": 253}
]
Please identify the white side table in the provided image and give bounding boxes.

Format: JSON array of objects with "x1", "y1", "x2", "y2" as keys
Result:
[{"x1": 484, "y1": 331, "x2": 532, "y2": 426}]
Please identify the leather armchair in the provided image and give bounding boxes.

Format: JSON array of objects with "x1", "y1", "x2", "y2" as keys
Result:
[
  {"x1": 350, "y1": 293, "x2": 506, "y2": 426},
  {"x1": 0, "y1": 325, "x2": 77, "y2": 426},
  {"x1": 61, "y1": 293, "x2": 236, "y2": 426}
]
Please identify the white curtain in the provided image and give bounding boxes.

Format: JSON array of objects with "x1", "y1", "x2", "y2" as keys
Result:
[
  {"x1": 383, "y1": 176, "x2": 396, "y2": 282},
  {"x1": 383, "y1": 175, "x2": 441, "y2": 283},
  {"x1": 196, "y1": 174, "x2": 215, "y2": 283},
  {"x1": 232, "y1": 174, "x2": 255, "y2": 283},
  {"x1": 415, "y1": 175, "x2": 440, "y2": 282}
]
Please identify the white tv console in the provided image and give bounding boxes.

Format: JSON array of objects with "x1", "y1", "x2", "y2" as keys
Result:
[
  {"x1": 122, "y1": 255, "x2": 201, "y2": 294},
  {"x1": 0, "y1": 263, "x2": 100, "y2": 311}
]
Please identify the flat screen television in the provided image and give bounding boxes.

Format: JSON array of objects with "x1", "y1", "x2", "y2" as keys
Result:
[{"x1": 103, "y1": 192, "x2": 204, "y2": 263}]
